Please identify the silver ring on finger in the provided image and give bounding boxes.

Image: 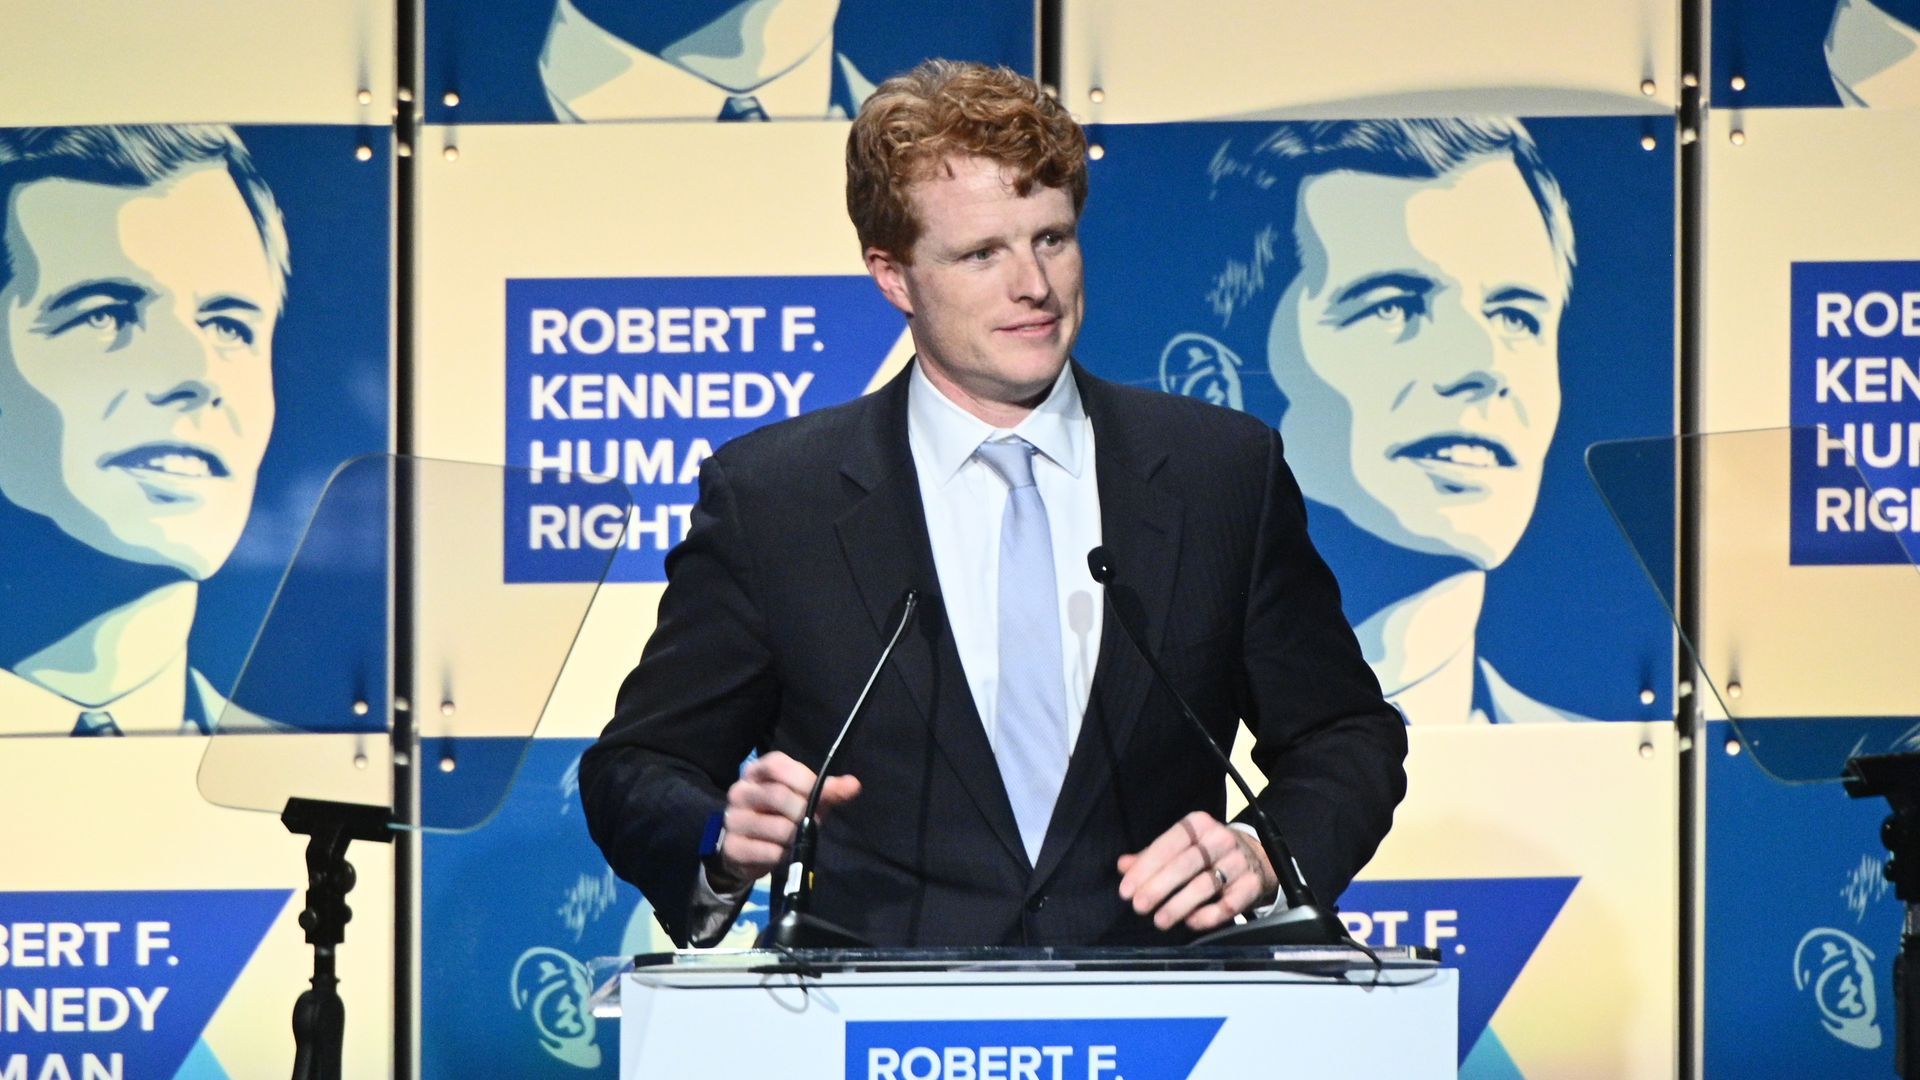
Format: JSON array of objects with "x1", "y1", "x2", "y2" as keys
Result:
[{"x1": 1212, "y1": 866, "x2": 1230, "y2": 892}]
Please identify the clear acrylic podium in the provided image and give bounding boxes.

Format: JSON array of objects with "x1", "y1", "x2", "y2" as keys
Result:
[{"x1": 592, "y1": 945, "x2": 1453, "y2": 1078}]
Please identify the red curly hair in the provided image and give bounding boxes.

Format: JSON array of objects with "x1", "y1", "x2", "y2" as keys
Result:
[{"x1": 846, "y1": 60, "x2": 1088, "y2": 262}]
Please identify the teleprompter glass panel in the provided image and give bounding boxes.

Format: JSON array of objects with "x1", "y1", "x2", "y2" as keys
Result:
[{"x1": 198, "y1": 454, "x2": 629, "y2": 831}]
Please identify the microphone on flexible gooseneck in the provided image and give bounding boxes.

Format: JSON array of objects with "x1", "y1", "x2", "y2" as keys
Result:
[
  {"x1": 759, "y1": 589, "x2": 922, "y2": 950},
  {"x1": 1086, "y1": 547, "x2": 1353, "y2": 948}
]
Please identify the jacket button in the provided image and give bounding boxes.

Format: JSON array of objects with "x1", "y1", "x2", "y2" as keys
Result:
[{"x1": 1026, "y1": 894, "x2": 1046, "y2": 913}]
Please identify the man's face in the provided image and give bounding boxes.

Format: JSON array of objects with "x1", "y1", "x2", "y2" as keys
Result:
[
  {"x1": 1268, "y1": 156, "x2": 1563, "y2": 569},
  {"x1": 867, "y1": 154, "x2": 1084, "y2": 420},
  {"x1": 0, "y1": 164, "x2": 279, "y2": 579}
]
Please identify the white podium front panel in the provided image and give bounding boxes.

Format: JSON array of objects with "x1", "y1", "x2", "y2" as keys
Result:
[{"x1": 614, "y1": 958, "x2": 1456, "y2": 1079}]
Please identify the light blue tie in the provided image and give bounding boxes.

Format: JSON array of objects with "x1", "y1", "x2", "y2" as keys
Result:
[{"x1": 974, "y1": 438, "x2": 1069, "y2": 864}]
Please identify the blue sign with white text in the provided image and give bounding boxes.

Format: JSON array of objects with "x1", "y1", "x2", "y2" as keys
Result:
[
  {"x1": 844, "y1": 1017, "x2": 1224, "y2": 1080},
  {"x1": 503, "y1": 275, "x2": 901, "y2": 582},
  {"x1": 1342, "y1": 876, "x2": 1577, "y2": 1071},
  {"x1": 1790, "y1": 260, "x2": 1920, "y2": 565},
  {"x1": 0, "y1": 889, "x2": 288, "y2": 1080}
]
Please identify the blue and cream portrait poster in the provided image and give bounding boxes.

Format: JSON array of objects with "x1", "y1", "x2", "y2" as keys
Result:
[
  {"x1": 1715, "y1": 0, "x2": 1920, "y2": 107},
  {"x1": 0, "y1": 124, "x2": 389, "y2": 736},
  {"x1": 424, "y1": 0, "x2": 1036, "y2": 125},
  {"x1": 1076, "y1": 116, "x2": 1675, "y2": 725}
]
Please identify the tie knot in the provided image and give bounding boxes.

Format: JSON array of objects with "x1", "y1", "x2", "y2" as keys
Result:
[{"x1": 975, "y1": 439, "x2": 1038, "y2": 489}]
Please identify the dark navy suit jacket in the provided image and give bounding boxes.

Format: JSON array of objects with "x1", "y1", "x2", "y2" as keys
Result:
[{"x1": 579, "y1": 363, "x2": 1406, "y2": 947}]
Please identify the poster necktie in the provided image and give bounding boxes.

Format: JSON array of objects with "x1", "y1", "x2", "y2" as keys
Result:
[{"x1": 717, "y1": 95, "x2": 769, "y2": 121}]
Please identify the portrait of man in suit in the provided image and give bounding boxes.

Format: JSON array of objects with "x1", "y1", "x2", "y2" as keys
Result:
[
  {"x1": 1166, "y1": 118, "x2": 1591, "y2": 726},
  {"x1": 539, "y1": 0, "x2": 875, "y2": 121},
  {"x1": 0, "y1": 125, "x2": 288, "y2": 735},
  {"x1": 581, "y1": 61, "x2": 1406, "y2": 948}
]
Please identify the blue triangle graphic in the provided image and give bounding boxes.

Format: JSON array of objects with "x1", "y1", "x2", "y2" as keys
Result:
[
  {"x1": 173, "y1": 1037, "x2": 234, "y2": 1080},
  {"x1": 1462, "y1": 1026, "x2": 1529, "y2": 1080},
  {"x1": 1341, "y1": 876, "x2": 1577, "y2": 1064},
  {"x1": 0, "y1": 889, "x2": 290, "y2": 1080}
]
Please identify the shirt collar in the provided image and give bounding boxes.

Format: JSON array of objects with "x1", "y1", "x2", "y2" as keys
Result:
[
  {"x1": 540, "y1": 0, "x2": 843, "y2": 121},
  {"x1": 0, "y1": 653, "x2": 195, "y2": 736},
  {"x1": 907, "y1": 359, "x2": 1088, "y2": 485}
]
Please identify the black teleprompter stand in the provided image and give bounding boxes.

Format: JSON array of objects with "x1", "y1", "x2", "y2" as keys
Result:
[
  {"x1": 282, "y1": 797, "x2": 393, "y2": 1080},
  {"x1": 1845, "y1": 752, "x2": 1920, "y2": 1079}
]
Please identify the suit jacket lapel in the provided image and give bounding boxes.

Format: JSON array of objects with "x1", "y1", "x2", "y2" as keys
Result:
[
  {"x1": 1031, "y1": 367, "x2": 1184, "y2": 890},
  {"x1": 834, "y1": 368, "x2": 1028, "y2": 870}
]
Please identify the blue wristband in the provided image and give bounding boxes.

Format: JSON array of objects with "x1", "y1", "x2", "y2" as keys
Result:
[{"x1": 698, "y1": 810, "x2": 726, "y2": 857}]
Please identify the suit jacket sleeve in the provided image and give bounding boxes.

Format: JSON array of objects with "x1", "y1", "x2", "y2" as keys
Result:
[
  {"x1": 1236, "y1": 428, "x2": 1408, "y2": 903},
  {"x1": 578, "y1": 454, "x2": 777, "y2": 946}
]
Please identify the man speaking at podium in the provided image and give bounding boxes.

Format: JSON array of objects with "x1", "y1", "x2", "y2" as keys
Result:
[{"x1": 581, "y1": 61, "x2": 1406, "y2": 948}]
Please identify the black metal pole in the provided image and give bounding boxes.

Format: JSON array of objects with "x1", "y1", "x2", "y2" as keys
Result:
[
  {"x1": 1842, "y1": 754, "x2": 1920, "y2": 1078},
  {"x1": 1038, "y1": 0, "x2": 1061, "y2": 94},
  {"x1": 289, "y1": 829, "x2": 350, "y2": 1080},
  {"x1": 1676, "y1": 0, "x2": 1706, "y2": 1075},
  {"x1": 285, "y1": 798, "x2": 394, "y2": 1080},
  {"x1": 390, "y1": 1, "x2": 422, "y2": 1077}
]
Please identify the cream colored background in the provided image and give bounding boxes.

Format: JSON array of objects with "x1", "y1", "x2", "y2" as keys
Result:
[
  {"x1": 1360, "y1": 724, "x2": 1675, "y2": 1078},
  {"x1": 0, "y1": 1, "x2": 395, "y2": 126},
  {"x1": 1696, "y1": 108, "x2": 1920, "y2": 719},
  {"x1": 1060, "y1": 0, "x2": 1677, "y2": 121},
  {"x1": 1231, "y1": 724, "x2": 1678, "y2": 1075}
]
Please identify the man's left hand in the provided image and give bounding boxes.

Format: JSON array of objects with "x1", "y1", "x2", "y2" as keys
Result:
[{"x1": 1117, "y1": 811, "x2": 1279, "y2": 932}]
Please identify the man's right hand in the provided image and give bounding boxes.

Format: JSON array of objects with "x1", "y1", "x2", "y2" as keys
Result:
[{"x1": 714, "y1": 751, "x2": 862, "y2": 887}]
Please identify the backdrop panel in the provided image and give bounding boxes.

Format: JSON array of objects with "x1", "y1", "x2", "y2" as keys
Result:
[
  {"x1": 1081, "y1": 112, "x2": 1677, "y2": 1080},
  {"x1": 1697, "y1": 107, "x2": 1920, "y2": 721},
  {"x1": 412, "y1": 120, "x2": 914, "y2": 744},
  {"x1": 1075, "y1": 116, "x2": 1676, "y2": 728},
  {"x1": 0, "y1": 739, "x2": 393, "y2": 1080},
  {"x1": 1345, "y1": 724, "x2": 1679, "y2": 1079},
  {"x1": 0, "y1": 2, "x2": 396, "y2": 127},
  {"x1": 0, "y1": 117, "x2": 392, "y2": 1075},
  {"x1": 413, "y1": 118, "x2": 918, "y2": 1075},
  {"x1": 0, "y1": 124, "x2": 392, "y2": 737},
  {"x1": 1060, "y1": 0, "x2": 1678, "y2": 122}
]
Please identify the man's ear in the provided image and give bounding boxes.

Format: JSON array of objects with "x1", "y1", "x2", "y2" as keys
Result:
[{"x1": 864, "y1": 246, "x2": 913, "y2": 317}]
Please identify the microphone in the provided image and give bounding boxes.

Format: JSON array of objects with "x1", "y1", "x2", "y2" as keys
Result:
[
  {"x1": 1087, "y1": 546, "x2": 1351, "y2": 948},
  {"x1": 759, "y1": 589, "x2": 922, "y2": 950}
]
